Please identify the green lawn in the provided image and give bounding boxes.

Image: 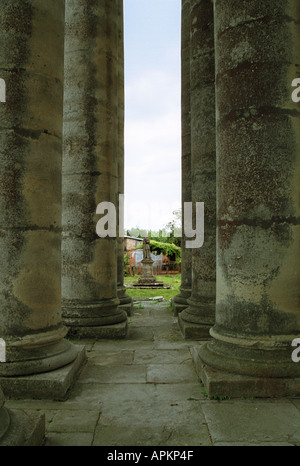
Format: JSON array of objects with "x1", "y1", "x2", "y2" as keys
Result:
[{"x1": 124, "y1": 273, "x2": 181, "y2": 301}]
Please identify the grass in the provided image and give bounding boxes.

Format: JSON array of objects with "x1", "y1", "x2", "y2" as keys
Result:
[{"x1": 124, "y1": 273, "x2": 181, "y2": 302}]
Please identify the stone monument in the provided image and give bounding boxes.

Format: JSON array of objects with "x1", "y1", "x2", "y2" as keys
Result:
[{"x1": 134, "y1": 238, "x2": 163, "y2": 288}]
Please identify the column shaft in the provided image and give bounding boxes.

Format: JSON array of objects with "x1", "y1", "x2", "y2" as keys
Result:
[
  {"x1": 179, "y1": 0, "x2": 216, "y2": 339},
  {"x1": 62, "y1": 0, "x2": 127, "y2": 338},
  {"x1": 0, "y1": 0, "x2": 79, "y2": 378},
  {"x1": 117, "y1": 0, "x2": 133, "y2": 316},
  {"x1": 172, "y1": 0, "x2": 193, "y2": 316},
  {"x1": 197, "y1": 0, "x2": 300, "y2": 397}
]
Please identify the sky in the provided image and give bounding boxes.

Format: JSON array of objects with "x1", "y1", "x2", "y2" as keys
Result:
[{"x1": 123, "y1": 0, "x2": 182, "y2": 233}]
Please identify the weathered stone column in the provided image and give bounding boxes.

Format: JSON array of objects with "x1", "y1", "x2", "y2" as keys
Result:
[
  {"x1": 195, "y1": 0, "x2": 300, "y2": 397},
  {"x1": 62, "y1": 0, "x2": 128, "y2": 338},
  {"x1": 172, "y1": 0, "x2": 192, "y2": 316},
  {"x1": 0, "y1": 386, "x2": 44, "y2": 446},
  {"x1": 117, "y1": 0, "x2": 133, "y2": 316},
  {"x1": 178, "y1": 0, "x2": 216, "y2": 339},
  {"x1": 0, "y1": 0, "x2": 84, "y2": 397}
]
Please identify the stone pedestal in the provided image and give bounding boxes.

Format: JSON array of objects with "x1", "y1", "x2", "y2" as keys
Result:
[
  {"x1": 0, "y1": 0, "x2": 84, "y2": 397},
  {"x1": 0, "y1": 387, "x2": 45, "y2": 446},
  {"x1": 133, "y1": 239, "x2": 164, "y2": 288},
  {"x1": 196, "y1": 0, "x2": 300, "y2": 397},
  {"x1": 137, "y1": 259, "x2": 158, "y2": 286},
  {"x1": 172, "y1": 0, "x2": 192, "y2": 317},
  {"x1": 178, "y1": 0, "x2": 216, "y2": 339},
  {"x1": 62, "y1": 0, "x2": 127, "y2": 338}
]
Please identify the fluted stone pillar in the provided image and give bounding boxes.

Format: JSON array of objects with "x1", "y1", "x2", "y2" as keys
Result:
[
  {"x1": 62, "y1": 0, "x2": 128, "y2": 338},
  {"x1": 195, "y1": 0, "x2": 300, "y2": 397},
  {"x1": 172, "y1": 0, "x2": 192, "y2": 316},
  {"x1": 117, "y1": 0, "x2": 133, "y2": 317},
  {"x1": 0, "y1": 387, "x2": 44, "y2": 446},
  {"x1": 178, "y1": 0, "x2": 216, "y2": 339},
  {"x1": 0, "y1": 0, "x2": 84, "y2": 398}
]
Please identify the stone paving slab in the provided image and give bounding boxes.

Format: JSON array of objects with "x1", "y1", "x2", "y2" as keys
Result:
[
  {"x1": 153, "y1": 323, "x2": 184, "y2": 341},
  {"x1": 98, "y1": 399, "x2": 206, "y2": 428},
  {"x1": 153, "y1": 383, "x2": 206, "y2": 403},
  {"x1": 146, "y1": 362, "x2": 197, "y2": 384},
  {"x1": 45, "y1": 432, "x2": 94, "y2": 446},
  {"x1": 78, "y1": 363, "x2": 147, "y2": 384},
  {"x1": 95, "y1": 398, "x2": 211, "y2": 446},
  {"x1": 71, "y1": 382, "x2": 157, "y2": 404},
  {"x1": 201, "y1": 399, "x2": 300, "y2": 446},
  {"x1": 93, "y1": 424, "x2": 211, "y2": 447},
  {"x1": 88, "y1": 339, "x2": 155, "y2": 351},
  {"x1": 154, "y1": 339, "x2": 194, "y2": 350},
  {"x1": 292, "y1": 399, "x2": 300, "y2": 410},
  {"x1": 87, "y1": 348, "x2": 135, "y2": 366},
  {"x1": 93, "y1": 426, "x2": 177, "y2": 447},
  {"x1": 133, "y1": 348, "x2": 192, "y2": 365},
  {"x1": 5, "y1": 302, "x2": 300, "y2": 447},
  {"x1": 46, "y1": 409, "x2": 100, "y2": 433},
  {"x1": 129, "y1": 316, "x2": 173, "y2": 328},
  {"x1": 126, "y1": 326, "x2": 155, "y2": 341}
]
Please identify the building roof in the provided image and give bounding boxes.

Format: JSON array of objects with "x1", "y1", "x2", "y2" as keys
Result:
[{"x1": 124, "y1": 236, "x2": 143, "y2": 242}]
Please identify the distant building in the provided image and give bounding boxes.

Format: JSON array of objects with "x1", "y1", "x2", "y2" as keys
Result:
[
  {"x1": 124, "y1": 236, "x2": 143, "y2": 253},
  {"x1": 124, "y1": 236, "x2": 180, "y2": 275}
]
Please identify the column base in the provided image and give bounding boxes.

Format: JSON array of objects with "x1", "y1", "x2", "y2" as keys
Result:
[
  {"x1": 171, "y1": 298, "x2": 188, "y2": 316},
  {"x1": 191, "y1": 345, "x2": 300, "y2": 398},
  {"x1": 0, "y1": 345, "x2": 86, "y2": 401},
  {"x1": 63, "y1": 299, "x2": 128, "y2": 334},
  {"x1": 66, "y1": 319, "x2": 128, "y2": 339},
  {"x1": 118, "y1": 302, "x2": 133, "y2": 317},
  {"x1": 178, "y1": 313, "x2": 212, "y2": 340},
  {"x1": 0, "y1": 408, "x2": 45, "y2": 446},
  {"x1": 1, "y1": 334, "x2": 81, "y2": 377},
  {"x1": 171, "y1": 288, "x2": 191, "y2": 316},
  {"x1": 178, "y1": 294, "x2": 215, "y2": 340},
  {"x1": 117, "y1": 288, "x2": 134, "y2": 316}
]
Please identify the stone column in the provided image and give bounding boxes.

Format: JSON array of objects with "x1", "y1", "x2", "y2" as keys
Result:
[
  {"x1": 178, "y1": 0, "x2": 216, "y2": 339},
  {"x1": 62, "y1": 0, "x2": 128, "y2": 338},
  {"x1": 195, "y1": 0, "x2": 300, "y2": 397},
  {"x1": 0, "y1": 0, "x2": 84, "y2": 397},
  {"x1": 117, "y1": 0, "x2": 133, "y2": 316},
  {"x1": 172, "y1": 0, "x2": 192, "y2": 316},
  {"x1": 0, "y1": 386, "x2": 44, "y2": 446}
]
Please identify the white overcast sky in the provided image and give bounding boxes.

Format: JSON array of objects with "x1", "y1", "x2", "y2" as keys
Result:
[{"x1": 123, "y1": 0, "x2": 182, "y2": 232}]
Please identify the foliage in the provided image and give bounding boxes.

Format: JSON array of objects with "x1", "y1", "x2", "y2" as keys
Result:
[
  {"x1": 126, "y1": 227, "x2": 148, "y2": 238},
  {"x1": 124, "y1": 252, "x2": 129, "y2": 267},
  {"x1": 125, "y1": 208, "x2": 182, "y2": 247},
  {"x1": 150, "y1": 233, "x2": 181, "y2": 247},
  {"x1": 135, "y1": 239, "x2": 181, "y2": 261},
  {"x1": 163, "y1": 208, "x2": 182, "y2": 245}
]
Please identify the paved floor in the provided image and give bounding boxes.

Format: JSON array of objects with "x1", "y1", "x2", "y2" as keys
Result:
[{"x1": 7, "y1": 301, "x2": 300, "y2": 446}]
